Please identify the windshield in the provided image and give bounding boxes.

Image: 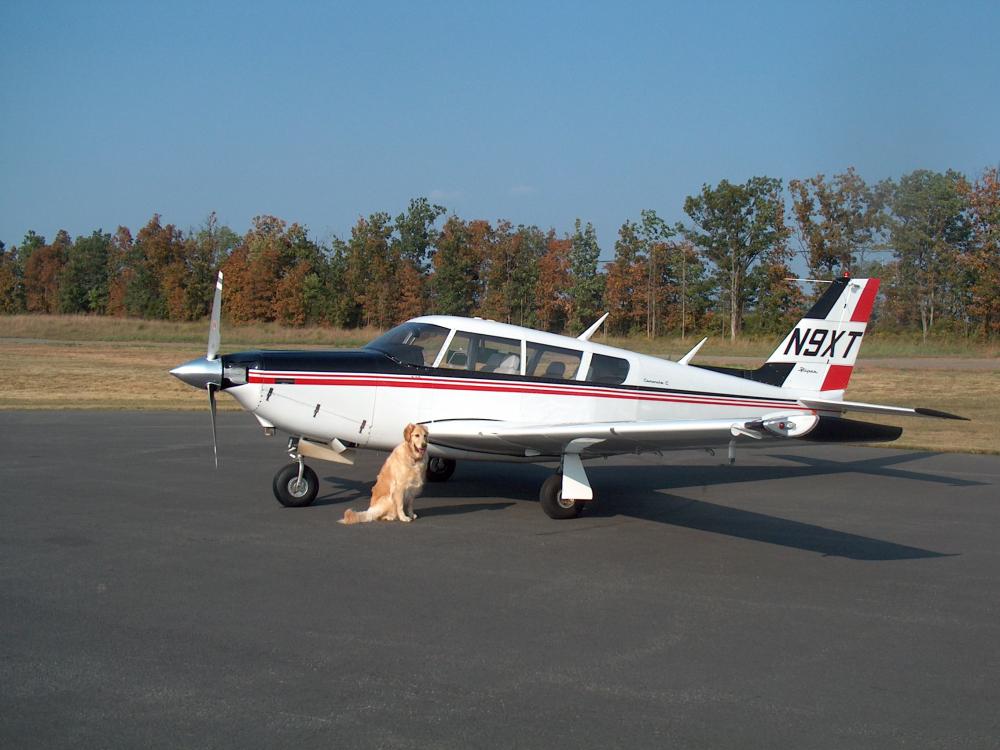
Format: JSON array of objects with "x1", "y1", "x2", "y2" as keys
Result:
[{"x1": 364, "y1": 322, "x2": 450, "y2": 366}]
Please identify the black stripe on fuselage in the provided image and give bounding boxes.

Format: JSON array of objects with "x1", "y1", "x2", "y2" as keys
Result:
[
  {"x1": 224, "y1": 348, "x2": 799, "y2": 406},
  {"x1": 691, "y1": 362, "x2": 795, "y2": 387}
]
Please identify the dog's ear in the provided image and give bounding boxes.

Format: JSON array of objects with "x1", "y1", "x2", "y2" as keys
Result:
[{"x1": 404, "y1": 423, "x2": 415, "y2": 441}]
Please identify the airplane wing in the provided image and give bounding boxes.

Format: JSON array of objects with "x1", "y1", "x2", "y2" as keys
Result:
[
  {"x1": 427, "y1": 411, "x2": 820, "y2": 458},
  {"x1": 798, "y1": 397, "x2": 968, "y2": 421}
]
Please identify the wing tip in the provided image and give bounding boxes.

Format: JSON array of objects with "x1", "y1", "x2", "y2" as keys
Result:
[{"x1": 915, "y1": 407, "x2": 970, "y2": 421}]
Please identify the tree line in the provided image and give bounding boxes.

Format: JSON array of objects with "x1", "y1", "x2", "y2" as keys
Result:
[{"x1": 2, "y1": 166, "x2": 997, "y2": 340}]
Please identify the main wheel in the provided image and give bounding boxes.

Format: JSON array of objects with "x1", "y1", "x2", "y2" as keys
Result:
[
  {"x1": 539, "y1": 473, "x2": 584, "y2": 519},
  {"x1": 426, "y1": 457, "x2": 456, "y2": 482},
  {"x1": 272, "y1": 463, "x2": 319, "y2": 508}
]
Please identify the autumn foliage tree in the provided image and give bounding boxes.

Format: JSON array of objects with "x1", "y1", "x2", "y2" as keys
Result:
[
  {"x1": 789, "y1": 168, "x2": 891, "y2": 279},
  {"x1": 959, "y1": 167, "x2": 1000, "y2": 336},
  {"x1": 24, "y1": 230, "x2": 70, "y2": 313},
  {"x1": 5, "y1": 177, "x2": 999, "y2": 341}
]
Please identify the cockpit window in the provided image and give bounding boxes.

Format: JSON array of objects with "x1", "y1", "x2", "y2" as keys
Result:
[{"x1": 364, "y1": 322, "x2": 449, "y2": 366}]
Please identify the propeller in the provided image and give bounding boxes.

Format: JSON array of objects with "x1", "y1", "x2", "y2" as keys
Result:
[
  {"x1": 208, "y1": 382, "x2": 219, "y2": 468},
  {"x1": 169, "y1": 271, "x2": 225, "y2": 467},
  {"x1": 206, "y1": 271, "x2": 223, "y2": 467}
]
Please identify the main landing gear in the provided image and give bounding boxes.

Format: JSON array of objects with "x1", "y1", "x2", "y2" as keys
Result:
[
  {"x1": 538, "y1": 451, "x2": 594, "y2": 520},
  {"x1": 426, "y1": 457, "x2": 456, "y2": 482}
]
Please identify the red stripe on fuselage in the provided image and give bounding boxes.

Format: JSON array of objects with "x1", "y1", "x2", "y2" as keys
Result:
[{"x1": 247, "y1": 371, "x2": 795, "y2": 410}]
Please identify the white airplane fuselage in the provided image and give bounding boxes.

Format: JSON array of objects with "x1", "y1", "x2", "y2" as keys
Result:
[{"x1": 220, "y1": 315, "x2": 808, "y2": 460}]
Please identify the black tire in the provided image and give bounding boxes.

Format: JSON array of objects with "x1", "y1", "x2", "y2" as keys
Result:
[
  {"x1": 426, "y1": 457, "x2": 456, "y2": 482},
  {"x1": 272, "y1": 463, "x2": 319, "y2": 508},
  {"x1": 539, "y1": 473, "x2": 584, "y2": 519}
]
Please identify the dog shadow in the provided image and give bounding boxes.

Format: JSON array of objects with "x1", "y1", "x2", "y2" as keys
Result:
[{"x1": 311, "y1": 475, "x2": 371, "y2": 507}]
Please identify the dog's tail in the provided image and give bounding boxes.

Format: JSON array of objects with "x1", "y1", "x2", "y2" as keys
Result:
[{"x1": 338, "y1": 508, "x2": 376, "y2": 525}]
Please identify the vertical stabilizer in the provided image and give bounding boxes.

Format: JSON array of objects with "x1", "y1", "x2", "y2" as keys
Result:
[{"x1": 765, "y1": 277, "x2": 880, "y2": 396}]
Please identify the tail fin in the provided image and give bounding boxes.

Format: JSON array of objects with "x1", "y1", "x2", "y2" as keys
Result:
[{"x1": 763, "y1": 277, "x2": 880, "y2": 395}]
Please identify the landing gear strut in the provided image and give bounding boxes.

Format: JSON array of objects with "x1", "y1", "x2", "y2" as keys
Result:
[{"x1": 539, "y1": 450, "x2": 594, "y2": 519}]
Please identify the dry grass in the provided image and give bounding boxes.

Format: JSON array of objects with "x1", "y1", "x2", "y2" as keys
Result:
[
  {"x1": 1, "y1": 314, "x2": 381, "y2": 348},
  {"x1": 0, "y1": 341, "x2": 238, "y2": 411},
  {"x1": 1, "y1": 342, "x2": 996, "y2": 454},
  {"x1": 846, "y1": 367, "x2": 997, "y2": 454},
  {"x1": 2, "y1": 316, "x2": 996, "y2": 454}
]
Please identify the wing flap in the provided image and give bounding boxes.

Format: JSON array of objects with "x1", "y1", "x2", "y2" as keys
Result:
[{"x1": 427, "y1": 412, "x2": 819, "y2": 457}]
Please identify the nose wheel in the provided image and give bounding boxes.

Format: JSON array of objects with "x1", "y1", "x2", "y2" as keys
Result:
[{"x1": 272, "y1": 462, "x2": 319, "y2": 507}]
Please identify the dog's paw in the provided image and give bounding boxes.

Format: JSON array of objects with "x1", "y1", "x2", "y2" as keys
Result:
[
  {"x1": 398, "y1": 515, "x2": 412, "y2": 523},
  {"x1": 409, "y1": 513, "x2": 418, "y2": 521}
]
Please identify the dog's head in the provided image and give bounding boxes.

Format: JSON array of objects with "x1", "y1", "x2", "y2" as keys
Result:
[{"x1": 403, "y1": 423, "x2": 429, "y2": 460}]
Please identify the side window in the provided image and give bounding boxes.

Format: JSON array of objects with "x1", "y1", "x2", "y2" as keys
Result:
[
  {"x1": 526, "y1": 343, "x2": 582, "y2": 380},
  {"x1": 441, "y1": 332, "x2": 474, "y2": 370},
  {"x1": 440, "y1": 332, "x2": 521, "y2": 373},
  {"x1": 587, "y1": 353, "x2": 630, "y2": 385},
  {"x1": 476, "y1": 335, "x2": 521, "y2": 374}
]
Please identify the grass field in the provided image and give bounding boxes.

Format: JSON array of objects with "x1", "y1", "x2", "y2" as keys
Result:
[{"x1": 2, "y1": 315, "x2": 997, "y2": 454}]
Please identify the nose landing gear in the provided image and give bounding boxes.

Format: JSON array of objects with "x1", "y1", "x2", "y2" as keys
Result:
[
  {"x1": 272, "y1": 462, "x2": 319, "y2": 507},
  {"x1": 272, "y1": 437, "x2": 319, "y2": 507}
]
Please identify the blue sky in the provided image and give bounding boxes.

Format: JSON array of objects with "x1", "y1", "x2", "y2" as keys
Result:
[{"x1": 2, "y1": 0, "x2": 997, "y2": 258}]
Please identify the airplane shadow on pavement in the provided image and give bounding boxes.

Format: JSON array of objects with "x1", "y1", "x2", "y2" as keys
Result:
[{"x1": 434, "y1": 451, "x2": 973, "y2": 560}]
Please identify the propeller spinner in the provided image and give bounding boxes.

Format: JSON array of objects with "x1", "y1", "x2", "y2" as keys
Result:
[{"x1": 169, "y1": 271, "x2": 225, "y2": 467}]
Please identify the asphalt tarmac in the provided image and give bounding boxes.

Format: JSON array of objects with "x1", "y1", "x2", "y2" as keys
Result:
[{"x1": 2, "y1": 411, "x2": 998, "y2": 749}]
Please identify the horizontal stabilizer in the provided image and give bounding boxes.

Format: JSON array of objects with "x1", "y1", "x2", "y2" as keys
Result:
[
  {"x1": 799, "y1": 416, "x2": 903, "y2": 443},
  {"x1": 799, "y1": 398, "x2": 968, "y2": 421}
]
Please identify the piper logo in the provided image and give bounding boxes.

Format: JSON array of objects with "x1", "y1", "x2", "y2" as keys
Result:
[{"x1": 783, "y1": 327, "x2": 864, "y2": 359}]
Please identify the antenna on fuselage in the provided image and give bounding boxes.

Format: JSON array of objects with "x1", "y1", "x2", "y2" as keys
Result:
[
  {"x1": 678, "y1": 337, "x2": 708, "y2": 365},
  {"x1": 577, "y1": 313, "x2": 609, "y2": 341}
]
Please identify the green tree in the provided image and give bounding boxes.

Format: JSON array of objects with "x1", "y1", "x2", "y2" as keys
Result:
[
  {"x1": 431, "y1": 217, "x2": 481, "y2": 316},
  {"x1": 887, "y1": 170, "x2": 970, "y2": 340},
  {"x1": 341, "y1": 212, "x2": 396, "y2": 328},
  {"x1": 0, "y1": 241, "x2": 20, "y2": 313},
  {"x1": 122, "y1": 215, "x2": 187, "y2": 319},
  {"x1": 392, "y1": 198, "x2": 446, "y2": 322},
  {"x1": 567, "y1": 219, "x2": 604, "y2": 334},
  {"x1": 59, "y1": 230, "x2": 112, "y2": 314},
  {"x1": 682, "y1": 177, "x2": 790, "y2": 339},
  {"x1": 478, "y1": 221, "x2": 545, "y2": 326},
  {"x1": 182, "y1": 213, "x2": 239, "y2": 321}
]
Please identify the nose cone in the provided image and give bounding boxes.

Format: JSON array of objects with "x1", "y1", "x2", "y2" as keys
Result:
[{"x1": 170, "y1": 357, "x2": 223, "y2": 390}]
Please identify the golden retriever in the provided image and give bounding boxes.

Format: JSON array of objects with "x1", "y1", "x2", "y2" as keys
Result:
[{"x1": 339, "y1": 423, "x2": 429, "y2": 525}]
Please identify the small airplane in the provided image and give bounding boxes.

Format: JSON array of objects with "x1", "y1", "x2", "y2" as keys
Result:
[{"x1": 171, "y1": 273, "x2": 966, "y2": 518}]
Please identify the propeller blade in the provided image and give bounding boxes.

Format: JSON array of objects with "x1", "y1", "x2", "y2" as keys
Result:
[
  {"x1": 208, "y1": 383, "x2": 219, "y2": 468},
  {"x1": 207, "y1": 271, "x2": 223, "y2": 361}
]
